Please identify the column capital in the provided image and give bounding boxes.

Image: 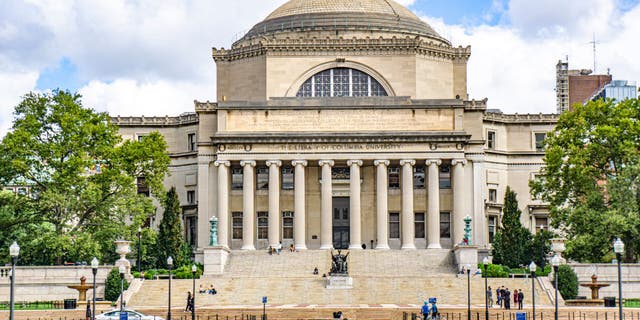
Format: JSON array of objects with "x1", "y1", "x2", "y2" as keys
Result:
[
  {"x1": 291, "y1": 160, "x2": 308, "y2": 167},
  {"x1": 399, "y1": 159, "x2": 416, "y2": 166},
  {"x1": 318, "y1": 160, "x2": 335, "y2": 167},
  {"x1": 451, "y1": 159, "x2": 468, "y2": 166},
  {"x1": 240, "y1": 160, "x2": 256, "y2": 167},
  {"x1": 266, "y1": 160, "x2": 282, "y2": 167},
  {"x1": 214, "y1": 160, "x2": 231, "y2": 167},
  {"x1": 374, "y1": 159, "x2": 390, "y2": 167},
  {"x1": 347, "y1": 159, "x2": 363, "y2": 167},
  {"x1": 426, "y1": 159, "x2": 442, "y2": 166}
]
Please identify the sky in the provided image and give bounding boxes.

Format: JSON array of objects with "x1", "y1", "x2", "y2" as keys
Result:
[{"x1": 1, "y1": 0, "x2": 639, "y2": 137}]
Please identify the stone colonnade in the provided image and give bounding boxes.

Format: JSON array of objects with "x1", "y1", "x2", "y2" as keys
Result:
[{"x1": 207, "y1": 158, "x2": 469, "y2": 250}]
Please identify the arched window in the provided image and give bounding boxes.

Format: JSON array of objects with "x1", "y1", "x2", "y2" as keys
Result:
[{"x1": 296, "y1": 68, "x2": 388, "y2": 97}]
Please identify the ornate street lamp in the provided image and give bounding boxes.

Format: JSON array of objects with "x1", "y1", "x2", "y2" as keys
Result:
[
  {"x1": 118, "y1": 264, "x2": 126, "y2": 312},
  {"x1": 483, "y1": 257, "x2": 489, "y2": 320},
  {"x1": 191, "y1": 264, "x2": 197, "y2": 320},
  {"x1": 466, "y1": 264, "x2": 471, "y2": 320},
  {"x1": 167, "y1": 256, "x2": 173, "y2": 320},
  {"x1": 91, "y1": 257, "x2": 99, "y2": 320},
  {"x1": 137, "y1": 227, "x2": 142, "y2": 279},
  {"x1": 529, "y1": 261, "x2": 537, "y2": 320},
  {"x1": 551, "y1": 254, "x2": 560, "y2": 320},
  {"x1": 9, "y1": 241, "x2": 20, "y2": 320},
  {"x1": 614, "y1": 238, "x2": 625, "y2": 320}
]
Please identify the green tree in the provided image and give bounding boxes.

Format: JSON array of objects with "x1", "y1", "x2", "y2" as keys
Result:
[
  {"x1": 555, "y1": 265, "x2": 579, "y2": 300},
  {"x1": 154, "y1": 187, "x2": 189, "y2": 268},
  {"x1": 531, "y1": 98, "x2": 640, "y2": 262},
  {"x1": 0, "y1": 90, "x2": 170, "y2": 265},
  {"x1": 104, "y1": 268, "x2": 130, "y2": 302},
  {"x1": 492, "y1": 186, "x2": 534, "y2": 268}
]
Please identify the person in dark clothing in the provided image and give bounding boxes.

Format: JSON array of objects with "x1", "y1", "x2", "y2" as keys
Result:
[
  {"x1": 518, "y1": 289, "x2": 524, "y2": 310},
  {"x1": 185, "y1": 292, "x2": 193, "y2": 312},
  {"x1": 504, "y1": 288, "x2": 511, "y2": 310},
  {"x1": 496, "y1": 287, "x2": 502, "y2": 307}
]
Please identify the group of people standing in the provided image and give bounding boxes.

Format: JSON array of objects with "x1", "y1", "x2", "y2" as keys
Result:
[{"x1": 488, "y1": 286, "x2": 524, "y2": 310}]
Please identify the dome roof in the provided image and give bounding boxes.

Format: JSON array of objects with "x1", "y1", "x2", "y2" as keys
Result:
[{"x1": 239, "y1": 0, "x2": 444, "y2": 43}]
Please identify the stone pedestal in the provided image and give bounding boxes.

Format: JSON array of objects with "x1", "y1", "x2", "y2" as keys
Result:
[
  {"x1": 454, "y1": 245, "x2": 478, "y2": 273},
  {"x1": 326, "y1": 275, "x2": 353, "y2": 289},
  {"x1": 203, "y1": 246, "x2": 230, "y2": 276}
]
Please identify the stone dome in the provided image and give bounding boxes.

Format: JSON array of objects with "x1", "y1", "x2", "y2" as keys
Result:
[{"x1": 239, "y1": 0, "x2": 445, "y2": 43}]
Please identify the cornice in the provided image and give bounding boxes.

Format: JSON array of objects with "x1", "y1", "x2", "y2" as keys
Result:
[
  {"x1": 111, "y1": 113, "x2": 198, "y2": 127},
  {"x1": 484, "y1": 112, "x2": 559, "y2": 124},
  {"x1": 213, "y1": 37, "x2": 471, "y2": 63},
  {"x1": 211, "y1": 131, "x2": 471, "y2": 144}
]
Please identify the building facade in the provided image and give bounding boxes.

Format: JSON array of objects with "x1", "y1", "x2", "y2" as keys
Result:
[{"x1": 113, "y1": 0, "x2": 558, "y2": 261}]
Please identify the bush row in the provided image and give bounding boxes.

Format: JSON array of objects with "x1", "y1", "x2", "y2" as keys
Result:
[{"x1": 479, "y1": 263, "x2": 551, "y2": 278}]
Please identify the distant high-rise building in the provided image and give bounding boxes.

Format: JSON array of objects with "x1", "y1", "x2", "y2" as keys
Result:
[
  {"x1": 556, "y1": 60, "x2": 612, "y2": 113},
  {"x1": 590, "y1": 80, "x2": 637, "y2": 102}
]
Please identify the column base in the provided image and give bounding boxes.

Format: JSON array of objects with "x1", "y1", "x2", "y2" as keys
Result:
[
  {"x1": 241, "y1": 245, "x2": 256, "y2": 250},
  {"x1": 203, "y1": 246, "x2": 230, "y2": 276},
  {"x1": 375, "y1": 244, "x2": 390, "y2": 250},
  {"x1": 427, "y1": 243, "x2": 442, "y2": 249},
  {"x1": 401, "y1": 244, "x2": 417, "y2": 250},
  {"x1": 319, "y1": 244, "x2": 333, "y2": 250},
  {"x1": 349, "y1": 244, "x2": 363, "y2": 250}
]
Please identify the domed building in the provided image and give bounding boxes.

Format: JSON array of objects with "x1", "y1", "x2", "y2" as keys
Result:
[{"x1": 115, "y1": 0, "x2": 557, "y2": 272}]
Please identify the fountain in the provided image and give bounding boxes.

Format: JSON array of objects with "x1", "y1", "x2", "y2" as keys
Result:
[
  {"x1": 565, "y1": 274, "x2": 611, "y2": 306},
  {"x1": 67, "y1": 276, "x2": 95, "y2": 303}
]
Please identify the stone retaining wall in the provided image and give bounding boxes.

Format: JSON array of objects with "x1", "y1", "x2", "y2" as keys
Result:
[{"x1": 571, "y1": 263, "x2": 640, "y2": 299}]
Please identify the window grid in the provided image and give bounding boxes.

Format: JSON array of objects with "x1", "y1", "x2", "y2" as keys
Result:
[
  {"x1": 389, "y1": 212, "x2": 400, "y2": 239},
  {"x1": 297, "y1": 68, "x2": 388, "y2": 97},
  {"x1": 257, "y1": 212, "x2": 268, "y2": 240},
  {"x1": 232, "y1": 212, "x2": 243, "y2": 239},
  {"x1": 283, "y1": 211, "x2": 294, "y2": 239},
  {"x1": 440, "y1": 212, "x2": 451, "y2": 238},
  {"x1": 415, "y1": 212, "x2": 425, "y2": 238}
]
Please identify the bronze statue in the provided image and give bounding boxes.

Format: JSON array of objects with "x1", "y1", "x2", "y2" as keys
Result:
[{"x1": 330, "y1": 250, "x2": 349, "y2": 275}]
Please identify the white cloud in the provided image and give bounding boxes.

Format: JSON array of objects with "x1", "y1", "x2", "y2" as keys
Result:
[
  {"x1": 395, "y1": 0, "x2": 416, "y2": 6},
  {"x1": 0, "y1": 71, "x2": 39, "y2": 137}
]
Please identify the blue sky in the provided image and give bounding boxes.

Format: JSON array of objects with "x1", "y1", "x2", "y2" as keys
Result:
[{"x1": 1, "y1": 0, "x2": 639, "y2": 138}]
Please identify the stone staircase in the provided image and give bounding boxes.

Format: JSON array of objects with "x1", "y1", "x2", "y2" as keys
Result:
[{"x1": 127, "y1": 249, "x2": 553, "y2": 308}]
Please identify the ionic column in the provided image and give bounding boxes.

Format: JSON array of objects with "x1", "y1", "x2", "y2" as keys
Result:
[
  {"x1": 197, "y1": 155, "x2": 212, "y2": 250},
  {"x1": 374, "y1": 160, "x2": 390, "y2": 250},
  {"x1": 400, "y1": 159, "x2": 416, "y2": 250},
  {"x1": 347, "y1": 160, "x2": 363, "y2": 250},
  {"x1": 241, "y1": 160, "x2": 256, "y2": 250},
  {"x1": 452, "y1": 159, "x2": 468, "y2": 245},
  {"x1": 426, "y1": 159, "x2": 442, "y2": 249},
  {"x1": 266, "y1": 160, "x2": 282, "y2": 249},
  {"x1": 319, "y1": 160, "x2": 334, "y2": 250},
  {"x1": 214, "y1": 160, "x2": 231, "y2": 248},
  {"x1": 292, "y1": 160, "x2": 308, "y2": 250}
]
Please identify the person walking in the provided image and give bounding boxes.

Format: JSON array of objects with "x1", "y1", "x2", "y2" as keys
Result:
[
  {"x1": 504, "y1": 288, "x2": 511, "y2": 310},
  {"x1": 185, "y1": 292, "x2": 193, "y2": 312},
  {"x1": 518, "y1": 289, "x2": 524, "y2": 310},
  {"x1": 488, "y1": 286, "x2": 494, "y2": 307},
  {"x1": 421, "y1": 301, "x2": 430, "y2": 320},
  {"x1": 496, "y1": 287, "x2": 502, "y2": 308}
]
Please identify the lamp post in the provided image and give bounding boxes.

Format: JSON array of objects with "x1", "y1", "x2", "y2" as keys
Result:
[
  {"x1": 167, "y1": 256, "x2": 173, "y2": 320},
  {"x1": 529, "y1": 261, "x2": 537, "y2": 320},
  {"x1": 9, "y1": 241, "x2": 20, "y2": 320},
  {"x1": 137, "y1": 227, "x2": 142, "y2": 279},
  {"x1": 118, "y1": 264, "x2": 126, "y2": 312},
  {"x1": 614, "y1": 238, "x2": 625, "y2": 320},
  {"x1": 91, "y1": 257, "x2": 99, "y2": 320},
  {"x1": 191, "y1": 264, "x2": 197, "y2": 320},
  {"x1": 466, "y1": 264, "x2": 471, "y2": 320},
  {"x1": 483, "y1": 257, "x2": 489, "y2": 320},
  {"x1": 551, "y1": 254, "x2": 560, "y2": 320}
]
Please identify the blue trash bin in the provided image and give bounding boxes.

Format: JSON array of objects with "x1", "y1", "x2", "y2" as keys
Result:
[{"x1": 516, "y1": 312, "x2": 526, "y2": 320}]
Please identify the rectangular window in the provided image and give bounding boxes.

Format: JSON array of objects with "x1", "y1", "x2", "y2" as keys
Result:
[
  {"x1": 283, "y1": 211, "x2": 294, "y2": 239},
  {"x1": 188, "y1": 133, "x2": 196, "y2": 152},
  {"x1": 535, "y1": 132, "x2": 546, "y2": 151},
  {"x1": 282, "y1": 167, "x2": 294, "y2": 190},
  {"x1": 257, "y1": 167, "x2": 269, "y2": 190},
  {"x1": 331, "y1": 167, "x2": 350, "y2": 180},
  {"x1": 440, "y1": 212, "x2": 451, "y2": 238},
  {"x1": 137, "y1": 135, "x2": 146, "y2": 142},
  {"x1": 415, "y1": 212, "x2": 425, "y2": 238},
  {"x1": 535, "y1": 217, "x2": 548, "y2": 234},
  {"x1": 232, "y1": 212, "x2": 243, "y2": 239},
  {"x1": 389, "y1": 212, "x2": 400, "y2": 239},
  {"x1": 388, "y1": 167, "x2": 400, "y2": 189},
  {"x1": 137, "y1": 177, "x2": 149, "y2": 196},
  {"x1": 187, "y1": 190, "x2": 195, "y2": 204},
  {"x1": 487, "y1": 131, "x2": 496, "y2": 149},
  {"x1": 488, "y1": 189, "x2": 497, "y2": 202},
  {"x1": 257, "y1": 211, "x2": 268, "y2": 240},
  {"x1": 488, "y1": 216, "x2": 496, "y2": 243},
  {"x1": 439, "y1": 164, "x2": 451, "y2": 189},
  {"x1": 231, "y1": 167, "x2": 243, "y2": 190},
  {"x1": 413, "y1": 166, "x2": 425, "y2": 189}
]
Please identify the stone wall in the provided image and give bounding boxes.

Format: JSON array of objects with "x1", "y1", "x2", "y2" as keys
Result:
[
  {"x1": 0, "y1": 266, "x2": 113, "y2": 302},
  {"x1": 571, "y1": 263, "x2": 640, "y2": 299}
]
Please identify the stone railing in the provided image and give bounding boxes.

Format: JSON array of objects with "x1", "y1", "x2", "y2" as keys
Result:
[
  {"x1": 111, "y1": 112, "x2": 198, "y2": 127},
  {"x1": 484, "y1": 112, "x2": 559, "y2": 124}
]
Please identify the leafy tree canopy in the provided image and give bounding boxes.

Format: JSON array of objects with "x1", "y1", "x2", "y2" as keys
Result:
[
  {"x1": 0, "y1": 90, "x2": 170, "y2": 264},
  {"x1": 531, "y1": 97, "x2": 640, "y2": 262}
]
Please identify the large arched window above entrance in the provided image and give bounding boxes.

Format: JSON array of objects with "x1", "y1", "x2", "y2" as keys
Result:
[{"x1": 296, "y1": 68, "x2": 388, "y2": 97}]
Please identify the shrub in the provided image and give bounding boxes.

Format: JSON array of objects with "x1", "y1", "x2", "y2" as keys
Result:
[
  {"x1": 479, "y1": 263, "x2": 509, "y2": 278},
  {"x1": 104, "y1": 268, "x2": 130, "y2": 302},
  {"x1": 555, "y1": 265, "x2": 578, "y2": 300}
]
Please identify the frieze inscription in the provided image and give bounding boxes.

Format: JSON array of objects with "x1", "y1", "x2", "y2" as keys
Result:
[{"x1": 280, "y1": 143, "x2": 402, "y2": 151}]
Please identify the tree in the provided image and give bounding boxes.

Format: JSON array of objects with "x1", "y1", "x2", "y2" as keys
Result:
[
  {"x1": 0, "y1": 90, "x2": 170, "y2": 265},
  {"x1": 531, "y1": 98, "x2": 640, "y2": 262},
  {"x1": 154, "y1": 187, "x2": 189, "y2": 268},
  {"x1": 104, "y1": 268, "x2": 130, "y2": 302},
  {"x1": 492, "y1": 186, "x2": 534, "y2": 268},
  {"x1": 556, "y1": 265, "x2": 579, "y2": 300}
]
